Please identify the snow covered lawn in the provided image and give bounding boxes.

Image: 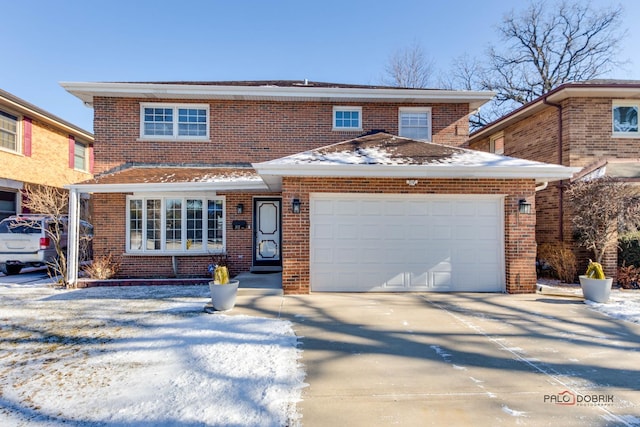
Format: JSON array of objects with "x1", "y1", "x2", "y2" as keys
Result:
[
  {"x1": 0, "y1": 281, "x2": 305, "y2": 426},
  {"x1": 538, "y1": 282, "x2": 640, "y2": 325}
]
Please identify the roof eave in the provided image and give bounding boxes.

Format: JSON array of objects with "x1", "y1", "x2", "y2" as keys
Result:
[
  {"x1": 60, "y1": 82, "x2": 494, "y2": 110},
  {"x1": 67, "y1": 180, "x2": 270, "y2": 193},
  {"x1": 470, "y1": 82, "x2": 640, "y2": 142},
  {"x1": 253, "y1": 163, "x2": 580, "y2": 184}
]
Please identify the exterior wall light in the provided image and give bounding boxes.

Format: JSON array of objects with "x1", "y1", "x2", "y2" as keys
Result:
[
  {"x1": 519, "y1": 199, "x2": 532, "y2": 214},
  {"x1": 292, "y1": 198, "x2": 301, "y2": 214},
  {"x1": 236, "y1": 203, "x2": 244, "y2": 214}
]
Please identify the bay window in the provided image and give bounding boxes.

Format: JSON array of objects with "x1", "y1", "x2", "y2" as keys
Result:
[{"x1": 127, "y1": 195, "x2": 224, "y2": 253}]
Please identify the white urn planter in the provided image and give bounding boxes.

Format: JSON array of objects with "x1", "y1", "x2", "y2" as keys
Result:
[
  {"x1": 578, "y1": 276, "x2": 612, "y2": 303},
  {"x1": 209, "y1": 279, "x2": 240, "y2": 311}
]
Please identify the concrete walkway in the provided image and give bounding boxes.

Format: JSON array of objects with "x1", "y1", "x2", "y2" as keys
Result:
[{"x1": 230, "y1": 282, "x2": 640, "y2": 426}]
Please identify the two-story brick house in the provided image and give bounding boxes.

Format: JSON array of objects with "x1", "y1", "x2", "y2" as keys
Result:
[
  {"x1": 467, "y1": 80, "x2": 640, "y2": 278},
  {"x1": 62, "y1": 80, "x2": 576, "y2": 294},
  {"x1": 0, "y1": 88, "x2": 93, "y2": 220}
]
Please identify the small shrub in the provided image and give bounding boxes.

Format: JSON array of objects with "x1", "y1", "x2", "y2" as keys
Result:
[
  {"x1": 617, "y1": 263, "x2": 640, "y2": 289},
  {"x1": 537, "y1": 243, "x2": 577, "y2": 283},
  {"x1": 83, "y1": 254, "x2": 121, "y2": 280},
  {"x1": 619, "y1": 231, "x2": 640, "y2": 267}
]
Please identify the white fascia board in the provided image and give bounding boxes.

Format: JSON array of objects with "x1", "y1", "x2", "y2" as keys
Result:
[
  {"x1": 67, "y1": 180, "x2": 269, "y2": 193},
  {"x1": 60, "y1": 82, "x2": 494, "y2": 108},
  {"x1": 253, "y1": 163, "x2": 581, "y2": 183}
]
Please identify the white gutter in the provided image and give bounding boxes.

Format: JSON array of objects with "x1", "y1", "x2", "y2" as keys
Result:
[
  {"x1": 67, "y1": 180, "x2": 270, "y2": 193},
  {"x1": 60, "y1": 82, "x2": 495, "y2": 109}
]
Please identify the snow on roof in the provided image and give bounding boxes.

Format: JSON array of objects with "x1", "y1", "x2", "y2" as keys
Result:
[{"x1": 262, "y1": 132, "x2": 554, "y2": 168}]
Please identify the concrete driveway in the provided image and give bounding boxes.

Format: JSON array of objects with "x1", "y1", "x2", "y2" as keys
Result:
[{"x1": 249, "y1": 292, "x2": 640, "y2": 426}]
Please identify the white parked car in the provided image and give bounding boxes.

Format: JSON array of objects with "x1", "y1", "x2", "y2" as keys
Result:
[{"x1": 0, "y1": 215, "x2": 93, "y2": 275}]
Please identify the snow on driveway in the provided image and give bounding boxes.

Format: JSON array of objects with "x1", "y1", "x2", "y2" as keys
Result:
[{"x1": 0, "y1": 279, "x2": 305, "y2": 426}]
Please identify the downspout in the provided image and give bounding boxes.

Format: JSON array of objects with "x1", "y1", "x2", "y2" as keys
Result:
[{"x1": 543, "y1": 97, "x2": 564, "y2": 242}]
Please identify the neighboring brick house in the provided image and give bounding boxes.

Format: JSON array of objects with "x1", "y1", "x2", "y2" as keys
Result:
[
  {"x1": 62, "y1": 81, "x2": 576, "y2": 294},
  {"x1": 0, "y1": 89, "x2": 93, "y2": 220},
  {"x1": 467, "y1": 80, "x2": 640, "y2": 278}
]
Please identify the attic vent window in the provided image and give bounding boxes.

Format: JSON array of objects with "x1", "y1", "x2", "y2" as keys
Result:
[{"x1": 333, "y1": 106, "x2": 362, "y2": 131}]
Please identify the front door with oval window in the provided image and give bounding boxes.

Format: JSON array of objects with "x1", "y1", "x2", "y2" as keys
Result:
[{"x1": 253, "y1": 198, "x2": 282, "y2": 267}]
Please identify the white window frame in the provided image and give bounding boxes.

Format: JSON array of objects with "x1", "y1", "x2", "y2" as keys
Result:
[
  {"x1": 0, "y1": 108, "x2": 22, "y2": 154},
  {"x1": 612, "y1": 100, "x2": 640, "y2": 138},
  {"x1": 489, "y1": 131, "x2": 504, "y2": 155},
  {"x1": 398, "y1": 107, "x2": 432, "y2": 141},
  {"x1": 74, "y1": 140, "x2": 89, "y2": 171},
  {"x1": 139, "y1": 103, "x2": 210, "y2": 141},
  {"x1": 332, "y1": 106, "x2": 362, "y2": 131},
  {"x1": 125, "y1": 194, "x2": 225, "y2": 254}
]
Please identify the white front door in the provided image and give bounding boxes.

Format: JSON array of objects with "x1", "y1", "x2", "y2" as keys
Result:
[
  {"x1": 310, "y1": 193, "x2": 505, "y2": 292},
  {"x1": 253, "y1": 198, "x2": 281, "y2": 267}
]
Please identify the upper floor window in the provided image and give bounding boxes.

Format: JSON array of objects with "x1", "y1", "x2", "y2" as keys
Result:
[
  {"x1": 490, "y1": 132, "x2": 504, "y2": 155},
  {"x1": 140, "y1": 103, "x2": 209, "y2": 140},
  {"x1": 613, "y1": 101, "x2": 639, "y2": 137},
  {"x1": 399, "y1": 107, "x2": 431, "y2": 141},
  {"x1": 74, "y1": 141, "x2": 88, "y2": 171},
  {"x1": 333, "y1": 106, "x2": 362, "y2": 131},
  {"x1": 0, "y1": 110, "x2": 19, "y2": 152}
]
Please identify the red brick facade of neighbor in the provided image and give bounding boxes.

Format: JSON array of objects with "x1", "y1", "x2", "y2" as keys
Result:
[
  {"x1": 62, "y1": 81, "x2": 574, "y2": 294},
  {"x1": 467, "y1": 80, "x2": 640, "y2": 278}
]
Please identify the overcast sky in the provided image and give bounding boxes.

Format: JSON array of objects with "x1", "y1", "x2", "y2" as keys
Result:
[{"x1": 2, "y1": 0, "x2": 637, "y2": 132}]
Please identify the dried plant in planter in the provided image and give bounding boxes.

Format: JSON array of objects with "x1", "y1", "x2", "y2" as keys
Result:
[{"x1": 83, "y1": 254, "x2": 121, "y2": 280}]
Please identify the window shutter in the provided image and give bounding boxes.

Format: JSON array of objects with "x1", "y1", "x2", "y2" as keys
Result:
[
  {"x1": 89, "y1": 146, "x2": 94, "y2": 173},
  {"x1": 68, "y1": 135, "x2": 75, "y2": 168},
  {"x1": 23, "y1": 117, "x2": 32, "y2": 156}
]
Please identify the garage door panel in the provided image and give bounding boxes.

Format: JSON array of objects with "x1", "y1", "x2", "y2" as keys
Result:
[{"x1": 310, "y1": 194, "x2": 504, "y2": 292}]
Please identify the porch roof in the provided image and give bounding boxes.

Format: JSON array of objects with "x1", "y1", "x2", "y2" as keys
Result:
[
  {"x1": 67, "y1": 165, "x2": 269, "y2": 193},
  {"x1": 253, "y1": 132, "x2": 580, "y2": 190},
  {"x1": 572, "y1": 158, "x2": 640, "y2": 182}
]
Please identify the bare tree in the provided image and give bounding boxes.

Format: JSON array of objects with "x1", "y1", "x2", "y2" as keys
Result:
[
  {"x1": 20, "y1": 184, "x2": 70, "y2": 286},
  {"x1": 566, "y1": 177, "x2": 640, "y2": 268},
  {"x1": 447, "y1": 0, "x2": 626, "y2": 129},
  {"x1": 382, "y1": 42, "x2": 435, "y2": 88}
]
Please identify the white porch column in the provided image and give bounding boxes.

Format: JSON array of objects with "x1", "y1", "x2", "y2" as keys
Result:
[{"x1": 67, "y1": 188, "x2": 80, "y2": 286}]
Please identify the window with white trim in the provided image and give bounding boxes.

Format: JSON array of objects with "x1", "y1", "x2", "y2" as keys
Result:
[
  {"x1": 0, "y1": 110, "x2": 19, "y2": 152},
  {"x1": 399, "y1": 107, "x2": 431, "y2": 140},
  {"x1": 333, "y1": 106, "x2": 362, "y2": 130},
  {"x1": 489, "y1": 132, "x2": 504, "y2": 155},
  {"x1": 74, "y1": 140, "x2": 89, "y2": 171},
  {"x1": 127, "y1": 195, "x2": 224, "y2": 253},
  {"x1": 140, "y1": 103, "x2": 209, "y2": 140},
  {"x1": 612, "y1": 100, "x2": 639, "y2": 137}
]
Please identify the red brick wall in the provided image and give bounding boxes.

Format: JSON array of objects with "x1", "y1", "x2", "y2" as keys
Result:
[
  {"x1": 469, "y1": 97, "x2": 637, "y2": 278},
  {"x1": 92, "y1": 97, "x2": 470, "y2": 174},
  {"x1": 280, "y1": 177, "x2": 537, "y2": 294}
]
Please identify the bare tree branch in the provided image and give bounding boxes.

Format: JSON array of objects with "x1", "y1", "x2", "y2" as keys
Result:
[{"x1": 382, "y1": 42, "x2": 435, "y2": 88}]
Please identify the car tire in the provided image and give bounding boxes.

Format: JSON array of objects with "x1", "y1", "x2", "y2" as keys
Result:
[{"x1": 5, "y1": 265, "x2": 22, "y2": 275}]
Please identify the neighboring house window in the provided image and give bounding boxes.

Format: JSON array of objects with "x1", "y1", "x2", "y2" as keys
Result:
[
  {"x1": 0, "y1": 110, "x2": 19, "y2": 152},
  {"x1": 490, "y1": 132, "x2": 504, "y2": 155},
  {"x1": 74, "y1": 140, "x2": 89, "y2": 171},
  {"x1": 399, "y1": 107, "x2": 431, "y2": 140},
  {"x1": 0, "y1": 191, "x2": 17, "y2": 220},
  {"x1": 140, "y1": 103, "x2": 209, "y2": 140},
  {"x1": 127, "y1": 195, "x2": 224, "y2": 253},
  {"x1": 612, "y1": 101, "x2": 639, "y2": 136},
  {"x1": 333, "y1": 106, "x2": 362, "y2": 130}
]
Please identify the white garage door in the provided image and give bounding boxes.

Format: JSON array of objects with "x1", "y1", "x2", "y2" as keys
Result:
[{"x1": 310, "y1": 193, "x2": 505, "y2": 292}]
